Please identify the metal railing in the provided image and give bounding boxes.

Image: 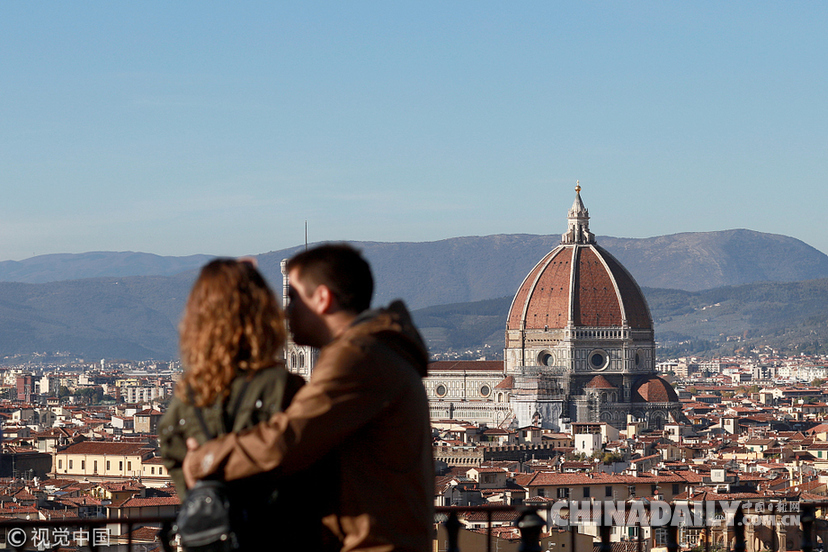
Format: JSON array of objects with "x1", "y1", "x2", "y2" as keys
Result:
[
  {"x1": 0, "y1": 514, "x2": 176, "y2": 552},
  {"x1": 437, "y1": 500, "x2": 826, "y2": 552},
  {"x1": 1, "y1": 500, "x2": 824, "y2": 552}
]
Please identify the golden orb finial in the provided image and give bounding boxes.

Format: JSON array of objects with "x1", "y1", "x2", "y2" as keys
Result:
[{"x1": 575, "y1": 180, "x2": 581, "y2": 193}]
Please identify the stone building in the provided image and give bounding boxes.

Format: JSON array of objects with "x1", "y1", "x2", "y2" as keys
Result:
[{"x1": 426, "y1": 186, "x2": 683, "y2": 431}]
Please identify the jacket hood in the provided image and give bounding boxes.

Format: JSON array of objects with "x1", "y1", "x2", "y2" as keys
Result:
[{"x1": 351, "y1": 300, "x2": 429, "y2": 377}]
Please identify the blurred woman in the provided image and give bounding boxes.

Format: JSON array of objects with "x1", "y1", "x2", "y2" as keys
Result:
[{"x1": 159, "y1": 258, "x2": 306, "y2": 549}]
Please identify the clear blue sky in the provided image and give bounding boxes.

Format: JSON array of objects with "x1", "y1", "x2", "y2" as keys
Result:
[{"x1": 1, "y1": 2, "x2": 826, "y2": 261}]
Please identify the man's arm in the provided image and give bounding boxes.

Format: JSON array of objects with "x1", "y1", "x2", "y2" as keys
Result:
[{"x1": 183, "y1": 337, "x2": 400, "y2": 485}]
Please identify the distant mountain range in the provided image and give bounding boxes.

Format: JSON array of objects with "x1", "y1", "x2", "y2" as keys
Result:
[
  {"x1": 0, "y1": 252, "x2": 213, "y2": 284},
  {"x1": 0, "y1": 229, "x2": 827, "y2": 361},
  {"x1": 411, "y1": 279, "x2": 828, "y2": 360}
]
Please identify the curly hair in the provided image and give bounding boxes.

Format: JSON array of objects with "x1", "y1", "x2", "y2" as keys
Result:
[{"x1": 177, "y1": 258, "x2": 286, "y2": 407}]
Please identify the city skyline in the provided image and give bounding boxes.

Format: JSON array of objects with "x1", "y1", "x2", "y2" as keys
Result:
[{"x1": 2, "y1": 3, "x2": 827, "y2": 261}]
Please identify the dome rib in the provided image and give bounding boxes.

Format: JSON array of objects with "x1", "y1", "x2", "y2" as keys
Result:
[
  {"x1": 592, "y1": 245, "x2": 628, "y2": 325},
  {"x1": 596, "y1": 246, "x2": 653, "y2": 329},
  {"x1": 507, "y1": 246, "x2": 573, "y2": 330},
  {"x1": 572, "y1": 246, "x2": 624, "y2": 327}
]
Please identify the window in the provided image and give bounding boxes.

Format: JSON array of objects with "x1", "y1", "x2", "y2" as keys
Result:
[
  {"x1": 151, "y1": 467, "x2": 155, "y2": 475},
  {"x1": 435, "y1": 384, "x2": 447, "y2": 397},
  {"x1": 655, "y1": 528, "x2": 668, "y2": 545},
  {"x1": 557, "y1": 487, "x2": 569, "y2": 499},
  {"x1": 605, "y1": 486, "x2": 612, "y2": 497},
  {"x1": 81, "y1": 461, "x2": 85, "y2": 470},
  {"x1": 672, "y1": 484, "x2": 680, "y2": 494},
  {"x1": 589, "y1": 349, "x2": 609, "y2": 370},
  {"x1": 583, "y1": 487, "x2": 591, "y2": 498},
  {"x1": 651, "y1": 484, "x2": 658, "y2": 495},
  {"x1": 93, "y1": 461, "x2": 97, "y2": 473},
  {"x1": 69, "y1": 460, "x2": 73, "y2": 469},
  {"x1": 107, "y1": 461, "x2": 110, "y2": 470},
  {"x1": 127, "y1": 461, "x2": 132, "y2": 471},
  {"x1": 628, "y1": 485, "x2": 636, "y2": 497},
  {"x1": 58, "y1": 459, "x2": 63, "y2": 469},
  {"x1": 537, "y1": 488, "x2": 545, "y2": 497}
]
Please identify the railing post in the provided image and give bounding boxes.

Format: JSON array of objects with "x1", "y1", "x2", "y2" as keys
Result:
[
  {"x1": 732, "y1": 503, "x2": 746, "y2": 552},
  {"x1": 666, "y1": 523, "x2": 679, "y2": 552},
  {"x1": 444, "y1": 510, "x2": 461, "y2": 552},
  {"x1": 89, "y1": 523, "x2": 99, "y2": 552},
  {"x1": 598, "y1": 501, "x2": 611, "y2": 552},
  {"x1": 801, "y1": 502, "x2": 816, "y2": 552},
  {"x1": 161, "y1": 519, "x2": 176, "y2": 552},
  {"x1": 516, "y1": 508, "x2": 544, "y2": 552},
  {"x1": 637, "y1": 512, "x2": 644, "y2": 552},
  {"x1": 486, "y1": 510, "x2": 493, "y2": 552}
]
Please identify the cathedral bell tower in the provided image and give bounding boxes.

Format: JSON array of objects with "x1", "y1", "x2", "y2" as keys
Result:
[{"x1": 281, "y1": 259, "x2": 316, "y2": 380}]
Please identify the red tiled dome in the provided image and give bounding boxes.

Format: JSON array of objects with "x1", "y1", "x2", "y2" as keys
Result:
[
  {"x1": 507, "y1": 243, "x2": 652, "y2": 331},
  {"x1": 584, "y1": 375, "x2": 616, "y2": 389},
  {"x1": 631, "y1": 375, "x2": 678, "y2": 403}
]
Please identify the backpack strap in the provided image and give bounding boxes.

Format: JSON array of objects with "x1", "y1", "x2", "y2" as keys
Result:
[
  {"x1": 188, "y1": 378, "x2": 254, "y2": 441},
  {"x1": 224, "y1": 376, "x2": 253, "y2": 435},
  {"x1": 188, "y1": 385, "x2": 215, "y2": 441}
]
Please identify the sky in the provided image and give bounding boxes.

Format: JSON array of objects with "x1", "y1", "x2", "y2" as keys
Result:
[{"x1": 1, "y1": 2, "x2": 826, "y2": 261}]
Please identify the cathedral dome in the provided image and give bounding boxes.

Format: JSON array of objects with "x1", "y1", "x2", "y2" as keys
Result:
[
  {"x1": 631, "y1": 375, "x2": 678, "y2": 403},
  {"x1": 507, "y1": 187, "x2": 652, "y2": 332}
]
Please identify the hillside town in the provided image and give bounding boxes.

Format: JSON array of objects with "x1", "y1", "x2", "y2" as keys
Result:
[{"x1": 0, "y1": 352, "x2": 828, "y2": 550}]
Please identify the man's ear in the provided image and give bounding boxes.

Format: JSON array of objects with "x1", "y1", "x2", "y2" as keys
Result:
[{"x1": 312, "y1": 284, "x2": 336, "y2": 314}]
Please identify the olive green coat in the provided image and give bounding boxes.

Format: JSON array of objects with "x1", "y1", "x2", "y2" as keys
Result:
[{"x1": 159, "y1": 364, "x2": 305, "y2": 498}]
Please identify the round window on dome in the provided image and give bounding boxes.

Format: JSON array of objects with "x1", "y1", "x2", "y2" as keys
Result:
[
  {"x1": 589, "y1": 349, "x2": 609, "y2": 370},
  {"x1": 538, "y1": 350, "x2": 555, "y2": 367},
  {"x1": 435, "y1": 384, "x2": 447, "y2": 398},
  {"x1": 480, "y1": 385, "x2": 491, "y2": 397}
]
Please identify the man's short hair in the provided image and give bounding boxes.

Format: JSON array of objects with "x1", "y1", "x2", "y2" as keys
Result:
[{"x1": 287, "y1": 243, "x2": 374, "y2": 314}]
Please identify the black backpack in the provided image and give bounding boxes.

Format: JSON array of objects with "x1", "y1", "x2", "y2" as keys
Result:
[{"x1": 175, "y1": 479, "x2": 238, "y2": 552}]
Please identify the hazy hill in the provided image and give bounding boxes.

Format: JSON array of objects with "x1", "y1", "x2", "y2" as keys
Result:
[
  {"x1": 0, "y1": 252, "x2": 212, "y2": 284},
  {"x1": 410, "y1": 278, "x2": 828, "y2": 359},
  {"x1": 600, "y1": 229, "x2": 828, "y2": 291},
  {"x1": 3, "y1": 230, "x2": 825, "y2": 309},
  {"x1": 1, "y1": 229, "x2": 828, "y2": 361},
  {"x1": 258, "y1": 229, "x2": 828, "y2": 309},
  {"x1": 0, "y1": 275, "x2": 191, "y2": 361}
]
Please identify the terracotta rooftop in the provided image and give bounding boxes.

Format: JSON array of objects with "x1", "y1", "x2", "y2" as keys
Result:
[{"x1": 584, "y1": 375, "x2": 616, "y2": 389}]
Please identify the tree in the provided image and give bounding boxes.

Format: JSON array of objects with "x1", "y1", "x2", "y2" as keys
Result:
[{"x1": 601, "y1": 452, "x2": 623, "y2": 465}]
